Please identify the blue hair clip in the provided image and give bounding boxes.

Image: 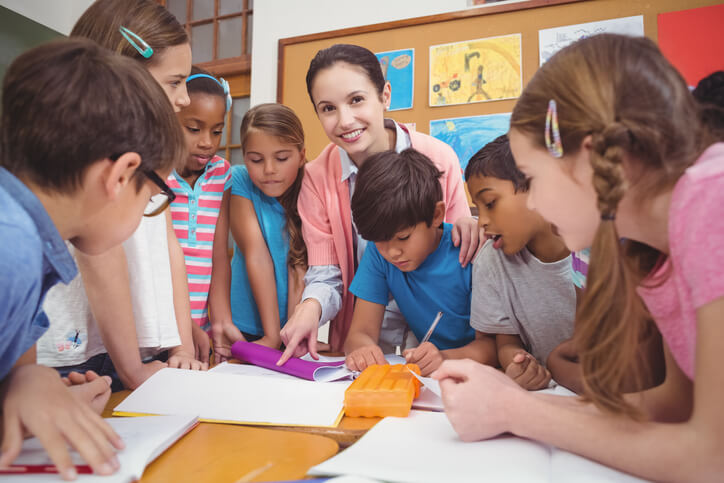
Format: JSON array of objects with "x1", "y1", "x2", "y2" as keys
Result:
[
  {"x1": 186, "y1": 73, "x2": 232, "y2": 112},
  {"x1": 119, "y1": 26, "x2": 153, "y2": 59}
]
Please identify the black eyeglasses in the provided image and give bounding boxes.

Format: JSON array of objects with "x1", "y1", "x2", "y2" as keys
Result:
[{"x1": 143, "y1": 170, "x2": 176, "y2": 217}]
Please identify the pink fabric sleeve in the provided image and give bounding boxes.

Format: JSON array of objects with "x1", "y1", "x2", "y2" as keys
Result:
[
  {"x1": 673, "y1": 165, "x2": 724, "y2": 308},
  {"x1": 298, "y1": 171, "x2": 339, "y2": 266},
  {"x1": 439, "y1": 143, "x2": 472, "y2": 223}
]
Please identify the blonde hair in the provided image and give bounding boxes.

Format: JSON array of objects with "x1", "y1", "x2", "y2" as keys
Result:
[
  {"x1": 240, "y1": 103, "x2": 308, "y2": 271},
  {"x1": 511, "y1": 34, "x2": 709, "y2": 416}
]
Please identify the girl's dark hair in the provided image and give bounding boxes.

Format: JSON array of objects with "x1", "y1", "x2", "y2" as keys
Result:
[
  {"x1": 693, "y1": 70, "x2": 724, "y2": 141},
  {"x1": 186, "y1": 66, "x2": 226, "y2": 99},
  {"x1": 305, "y1": 44, "x2": 386, "y2": 108},
  {"x1": 511, "y1": 34, "x2": 708, "y2": 418},
  {"x1": 71, "y1": 0, "x2": 188, "y2": 66},
  {"x1": 240, "y1": 103, "x2": 307, "y2": 270}
]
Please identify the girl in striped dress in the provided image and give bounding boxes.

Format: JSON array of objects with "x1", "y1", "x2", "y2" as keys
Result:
[{"x1": 168, "y1": 67, "x2": 232, "y2": 351}]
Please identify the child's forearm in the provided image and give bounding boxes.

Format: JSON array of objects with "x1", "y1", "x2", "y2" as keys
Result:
[
  {"x1": 166, "y1": 212, "x2": 195, "y2": 355},
  {"x1": 76, "y1": 247, "x2": 146, "y2": 388},
  {"x1": 208, "y1": 190, "x2": 233, "y2": 324},
  {"x1": 441, "y1": 334, "x2": 498, "y2": 366},
  {"x1": 245, "y1": 251, "x2": 282, "y2": 345},
  {"x1": 343, "y1": 331, "x2": 379, "y2": 354},
  {"x1": 547, "y1": 354, "x2": 584, "y2": 394},
  {"x1": 496, "y1": 335, "x2": 527, "y2": 368}
]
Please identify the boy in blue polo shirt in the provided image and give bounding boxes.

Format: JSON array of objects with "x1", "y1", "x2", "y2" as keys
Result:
[
  {"x1": 344, "y1": 148, "x2": 497, "y2": 376},
  {"x1": 0, "y1": 39, "x2": 185, "y2": 478}
]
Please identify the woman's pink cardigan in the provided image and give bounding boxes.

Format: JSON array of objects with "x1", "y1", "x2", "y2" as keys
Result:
[{"x1": 298, "y1": 131, "x2": 471, "y2": 351}]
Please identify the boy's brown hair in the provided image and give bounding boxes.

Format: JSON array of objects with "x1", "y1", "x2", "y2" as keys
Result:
[
  {"x1": 352, "y1": 148, "x2": 442, "y2": 242},
  {"x1": 0, "y1": 38, "x2": 185, "y2": 192}
]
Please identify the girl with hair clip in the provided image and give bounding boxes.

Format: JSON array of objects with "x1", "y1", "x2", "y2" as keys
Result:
[
  {"x1": 212, "y1": 104, "x2": 309, "y2": 358},
  {"x1": 434, "y1": 34, "x2": 724, "y2": 480},
  {"x1": 278, "y1": 44, "x2": 480, "y2": 364},
  {"x1": 167, "y1": 66, "x2": 232, "y2": 342},
  {"x1": 38, "y1": 0, "x2": 207, "y2": 394}
]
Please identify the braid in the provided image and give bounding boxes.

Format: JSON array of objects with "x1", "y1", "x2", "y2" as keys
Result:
[{"x1": 590, "y1": 124, "x2": 630, "y2": 218}]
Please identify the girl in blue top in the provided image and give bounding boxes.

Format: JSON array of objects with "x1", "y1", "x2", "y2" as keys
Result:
[{"x1": 214, "y1": 104, "x2": 307, "y2": 353}]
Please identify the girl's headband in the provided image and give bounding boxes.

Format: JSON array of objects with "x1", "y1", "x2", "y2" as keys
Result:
[
  {"x1": 119, "y1": 26, "x2": 153, "y2": 59},
  {"x1": 187, "y1": 73, "x2": 232, "y2": 112}
]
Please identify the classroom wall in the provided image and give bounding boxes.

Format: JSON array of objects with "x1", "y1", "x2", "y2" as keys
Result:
[
  {"x1": 0, "y1": 0, "x2": 93, "y2": 36},
  {"x1": 250, "y1": 0, "x2": 471, "y2": 106},
  {"x1": 0, "y1": 6, "x2": 63, "y2": 87}
]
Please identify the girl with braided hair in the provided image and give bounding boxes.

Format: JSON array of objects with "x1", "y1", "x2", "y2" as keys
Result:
[{"x1": 433, "y1": 34, "x2": 724, "y2": 480}]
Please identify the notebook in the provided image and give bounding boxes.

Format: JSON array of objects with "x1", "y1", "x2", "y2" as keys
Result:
[
  {"x1": 113, "y1": 367, "x2": 347, "y2": 427},
  {"x1": 309, "y1": 411, "x2": 645, "y2": 482},
  {"x1": 2, "y1": 415, "x2": 197, "y2": 482},
  {"x1": 230, "y1": 341, "x2": 405, "y2": 382}
]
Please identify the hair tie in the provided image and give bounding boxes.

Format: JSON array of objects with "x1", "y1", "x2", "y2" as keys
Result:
[
  {"x1": 119, "y1": 26, "x2": 153, "y2": 59},
  {"x1": 601, "y1": 212, "x2": 616, "y2": 221},
  {"x1": 186, "y1": 73, "x2": 232, "y2": 112},
  {"x1": 545, "y1": 99, "x2": 563, "y2": 158}
]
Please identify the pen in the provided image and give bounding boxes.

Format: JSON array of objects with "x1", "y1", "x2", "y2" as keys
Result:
[
  {"x1": 0, "y1": 465, "x2": 93, "y2": 475},
  {"x1": 420, "y1": 311, "x2": 443, "y2": 344}
]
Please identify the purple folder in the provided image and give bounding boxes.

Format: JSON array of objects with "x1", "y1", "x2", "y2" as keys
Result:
[{"x1": 230, "y1": 341, "x2": 348, "y2": 381}]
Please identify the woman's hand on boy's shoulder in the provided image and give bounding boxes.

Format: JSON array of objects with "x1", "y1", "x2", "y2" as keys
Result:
[
  {"x1": 452, "y1": 216, "x2": 484, "y2": 267},
  {"x1": 0, "y1": 364, "x2": 124, "y2": 480}
]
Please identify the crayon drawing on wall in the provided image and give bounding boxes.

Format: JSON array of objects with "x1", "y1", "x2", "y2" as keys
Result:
[
  {"x1": 429, "y1": 34, "x2": 521, "y2": 107},
  {"x1": 430, "y1": 113, "x2": 511, "y2": 173},
  {"x1": 375, "y1": 48, "x2": 414, "y2": 111},
  {"x1": 538, "y1": 16, "x2": 644, "y2": 65}
]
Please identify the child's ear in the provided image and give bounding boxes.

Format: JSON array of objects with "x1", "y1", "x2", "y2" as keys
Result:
[
  {"x1": 299, "y1": 147, "x2": 306, "y2": 167},
  {"x1": 104, "y1": 152, "x2": 142, "y2": 200},
  {"x1": 382, "y1": 81, "x2": 392, "y2": 110},
  {"x1": 433, "y1": 200, "x2": 446, "y2": 226}
]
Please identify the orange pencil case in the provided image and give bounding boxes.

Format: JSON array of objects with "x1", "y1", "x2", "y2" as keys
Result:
[{"x1": 344, "y1": 364, "x2": 421, "y2": 418}]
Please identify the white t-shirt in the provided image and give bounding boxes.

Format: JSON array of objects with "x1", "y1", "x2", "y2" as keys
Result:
[
  {"x1": 471, "y1": 240, "x2": 575, "y2": 365},
  {"x1": 37, "y1": 215, "x2": 180, "y2": 367}
]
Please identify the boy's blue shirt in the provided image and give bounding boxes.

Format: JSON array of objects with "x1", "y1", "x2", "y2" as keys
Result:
[
  {"x1": 0, "y1": 167, "x2": 77, "y2": 380},
  {"x1": 349, "y1": 223, "x2": 475, "y2": 350}
]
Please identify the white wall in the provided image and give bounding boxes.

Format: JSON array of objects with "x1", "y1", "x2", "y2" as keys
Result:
[
  {"x1": 250, "y1": 0, "x2": 470, "y2": 106},
  {"x1": 0, "y1": 0, "x2": 94, "y2": 35}
]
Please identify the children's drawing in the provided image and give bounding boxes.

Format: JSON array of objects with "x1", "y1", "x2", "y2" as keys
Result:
[
  {"x1": 538, "y1": 16, "x2": 644, "y2": 65},
  {"x1": 375, "y1": 48, "x2": 414, "y2": 111},
  {"x1": 429, "y1": 35, "x2": 521, "y2": 107},
  {"x1": 430, "y1": 113, "x2": 511, "y2": 173}
]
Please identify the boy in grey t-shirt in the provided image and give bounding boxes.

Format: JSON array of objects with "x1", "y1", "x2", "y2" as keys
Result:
[{"x1": 465, "y1": 135, "x2": 575, "y2": 390}]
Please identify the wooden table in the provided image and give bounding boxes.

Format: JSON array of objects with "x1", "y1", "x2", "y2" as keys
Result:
[{"x1": 103, "y1": 392, "x2": 341, "y2": 482}]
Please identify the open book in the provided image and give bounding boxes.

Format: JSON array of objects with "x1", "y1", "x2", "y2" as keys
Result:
[
  {"x1": 114, "y1": 368, "x2": 347, "y2": 428},
  {"x1": 309, "y1": 411, "x2": 645, "y2": 482},
  {"x1": 230, "y1": 341, "x2": 406, "y2": 382},
  {"x1": 3, "y1": 415, "x2": 197, "y2": 482}
]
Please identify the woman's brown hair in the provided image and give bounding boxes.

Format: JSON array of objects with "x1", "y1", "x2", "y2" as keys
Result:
[
  {"x1": 70, "y1": 0, "x2": 188, "y2": 66},
  {"x1": 240, "y1": 103, "x2": 308, "y2": 271},
  {"x1": 510, "y1": 34, "x2": 709, "y2": 416}
]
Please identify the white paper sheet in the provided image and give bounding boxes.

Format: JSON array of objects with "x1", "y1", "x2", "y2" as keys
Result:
[
  {"x1": 538, "y1": 16, "x2": 644, "y2": 65},
  {"x1": 114, "y1": 368, "x2": 346, "y2": 427}
]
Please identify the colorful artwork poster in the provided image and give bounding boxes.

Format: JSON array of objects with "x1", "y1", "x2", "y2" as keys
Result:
[
  {"x1": 538, "y1": 16, "x2": 644, "y2": 65},
  {"x1": 658, "y1": 4, "x2": 724, "y2": 87},
  {"x1": 430, "y1": 113, "x2": 511, "y2": 173},
  {"x1": 429, "y1": 34, "x2": 521, "y2": 107},
  {"x1": 375, "y1": 48, "x2": 414, "y2": 111}
]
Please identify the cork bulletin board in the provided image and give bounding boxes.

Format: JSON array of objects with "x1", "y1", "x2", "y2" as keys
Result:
[{"x1": 278, "y1": 0, "x2": 722, "y2": 160}]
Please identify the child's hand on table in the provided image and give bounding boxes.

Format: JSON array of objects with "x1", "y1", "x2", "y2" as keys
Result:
[
  {"x1": 0, "y1": 364, "x2": 124, "y2": 480},
  {"x1": 190, "y1": 323, "x2": 211, "y2": 364},
  {"x1": 210, "y1": 321, "x2": 245, "y2": 363},
  {"x1": 62, "y1": 370, "x2": 113, "y2": 414},
  {"x1": 433, "y1": 359, "x2": 525, "y2": 442},
  {"x1": 403, "y1": 342, "x2": 444, "y2": 376},
  {"x1": 345, "y1": 345, "x2": 386, "y2": 372},
  {"x1": 167, "y1": 349, "x2": 208, "y2": 371},
  {"x1": 505, "y1": 351, "x2": 551, "y2": 390}
]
